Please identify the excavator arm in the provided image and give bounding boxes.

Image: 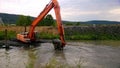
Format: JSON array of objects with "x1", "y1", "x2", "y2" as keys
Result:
[{"x1": 17, "y1": 0, "x2": 66, "y2": 48}]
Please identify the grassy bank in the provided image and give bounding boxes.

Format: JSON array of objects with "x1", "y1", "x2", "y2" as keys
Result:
[
  {"x1": 0, "y1": 26, "x2": 59, "y2": 40},
  {"x1": 0, "y1": 25, "x2": 120, "y2": 40},
  {"x1": 0, "y1": 31, "x2": 59, "y2": 40},
  {"x1": 0, "y1": 31, "x2": 16, "y2": 40},
  {"x1": 65, "y1": 25, "x2": 120, "y2": 40}
]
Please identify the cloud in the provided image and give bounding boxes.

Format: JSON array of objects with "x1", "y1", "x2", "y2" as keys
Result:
[
  {"x1": 109, "y1": 8, "x2": 120, "y2": 14},
  {"x1": 62, "y1": 8, "x2": 100, "y2": 16},
  {"x1": 60, "y1": 7, "x2": 120, "y2": 21},
  {"x1": 59, "y1": 0, "x2": 120, "y2": 21},
  {"x1": 0, "y1": 0, "x2": 120, "y2": 21},
  {"x1": 0, "y1": 0, "x2": 50, "y2": 16},
  {"x1": 60, "y1": 0, "x2": 119, "y2": 11},
  {"x1": 60, "y1": 8, "x2": 101, "y2": 21}
]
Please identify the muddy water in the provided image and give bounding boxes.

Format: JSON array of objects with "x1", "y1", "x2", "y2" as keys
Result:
[{"x1": 0, "y1": 41, "x2": 120, "y2": 68}]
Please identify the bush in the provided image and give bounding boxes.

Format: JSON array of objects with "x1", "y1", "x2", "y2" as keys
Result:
[
  {"x1": 0, "y1": 31, "x2": 16, "y2": 40},
  {"x1": 38, "y1": 32, "x2": 59, "y2": 39},
  {"x1": 0, "y1": 31, "x2": 4, "y2": 40},
  {"x1": 64, "y1": 25, "x2": 120, "y2": 40}
]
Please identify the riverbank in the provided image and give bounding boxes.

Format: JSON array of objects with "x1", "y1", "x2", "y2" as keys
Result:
[
  {"x1": 0, "y1": 25, "x2": 120, "y2": 40},
  {"x1": 65, "y1": 25, "x2": 120, "y2": 40}
]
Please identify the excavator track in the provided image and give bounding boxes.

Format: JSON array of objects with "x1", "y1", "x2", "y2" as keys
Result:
[{"x1": 0, "y1": 39, "x2": 64, "y2": 50}]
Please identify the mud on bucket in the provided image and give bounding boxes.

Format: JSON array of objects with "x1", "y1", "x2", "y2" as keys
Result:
[{"x1": 52, "y1": 39, "x2": 63, "y2": 50}]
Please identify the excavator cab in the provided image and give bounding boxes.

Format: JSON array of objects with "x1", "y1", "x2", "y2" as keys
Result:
[{"x1": 17, "y1": 0, "x2": 66, "y2": 50}]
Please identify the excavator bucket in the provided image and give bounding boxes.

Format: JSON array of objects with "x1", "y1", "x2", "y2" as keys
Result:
[{"x1": 52, "y1": 39, "x2": 64, "y2": 50}]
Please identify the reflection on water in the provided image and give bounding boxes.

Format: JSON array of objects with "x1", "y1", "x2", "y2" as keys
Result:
[
  {"x1": 79, "y1": 40, "x2": 120, "y2": 47},
  {"x1": 5, "y1": 51, "x2": 10, "y2": 68},
  {"x1": 0, "y1": 47, "x2": 28, "y2": 68},
  {"x1": 26, "y1": 48, "x2": 36, "y2": 68},
  {"x1": 0, "y1": 41, "x2": 120, "y2": 68},
  {"x1": 34, "y1": 43, "x2": 67, "y2": 68}
]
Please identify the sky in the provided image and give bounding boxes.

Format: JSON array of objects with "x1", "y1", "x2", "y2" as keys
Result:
[{"x1": 0, "y1": 0, "x2": 120, "y2": 21}]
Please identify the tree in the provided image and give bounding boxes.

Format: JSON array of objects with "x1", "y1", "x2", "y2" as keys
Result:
[
  {"x1": 76, "y1": 22, "x2": 81, "y2": 26},
  {"x1": 25, "y1": 16, "x2": 32, "y2": 26},
  {"x1": 16, "y1": 15, "x2": 32, "y2": 26},
  {"x1": 38, "y1": 14, "x2": 55, "y2": 26},
  {"x1": 17, "y1": 14, "x2": 55, "y2": 26}
]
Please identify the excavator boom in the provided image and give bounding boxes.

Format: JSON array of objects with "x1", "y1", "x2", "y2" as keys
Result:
[{"x1": 17, "y1": 0, "x2": 66, "y2": 49}]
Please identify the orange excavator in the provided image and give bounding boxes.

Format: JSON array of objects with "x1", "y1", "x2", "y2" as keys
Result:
[{"x1": 17, "y1": 0, "x2": 66, "y2": 50}]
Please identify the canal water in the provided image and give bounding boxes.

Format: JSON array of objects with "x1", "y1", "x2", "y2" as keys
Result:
[{"x1": 0, "y1": 40, "x2": 120, "y2": 68}]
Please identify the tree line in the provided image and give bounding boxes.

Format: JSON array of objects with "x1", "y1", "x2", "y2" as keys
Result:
[{"x1": 16, "y1": 14, "x2": 56, "y2": 26}]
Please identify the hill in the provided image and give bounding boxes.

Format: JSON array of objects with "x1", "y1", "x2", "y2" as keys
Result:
[
  {"x1": 0, "y1": 13, "x2": 34, "y2": 24},
  {"x1": 0, "y1": 13, "x2": 120, "y2": 24},
  {"x1": 0, "y1": 13, "x2": 19, "y2": 24},
  {"x1": 84, "y1": 20, "x2": 120, "y2": 24}
]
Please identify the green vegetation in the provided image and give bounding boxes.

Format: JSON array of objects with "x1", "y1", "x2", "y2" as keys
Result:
[
  {"x1": 65, "y1": 25, "x2": 120, "y2": 40},
  {"x1": 1, "y1": 13, "x2": 120, "y2": 25},
  {"x1": 38, "y1": 32, "x2": 59, "y2": 39},
  {"x1": 64, "y1": 22, "x2": 81, "y2": 26},
  {"x1": 0, "y1": 30, "x2": 59, "y2": 40},
  {"x1": 16, "y1": 15, "x2": 32, "y2": 26},
  {"x1": 0, "y1": 25, "x2": 120, "y2": 40},
  {"x1": 0, "y1": 31, "x2": 16, "y2": 40},
  {"x1": 0, "y1": 31, "x2": 4, "y2": 40},
  {"x1": 16, "y1": 14, "x2": 55, "y2": 26},
  {"x1": 38, "y1": 14, "x2": 55, "y2": 26}
]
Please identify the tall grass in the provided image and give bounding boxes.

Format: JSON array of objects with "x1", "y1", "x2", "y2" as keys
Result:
[
  {"x1": 0, "y1": 31, "x2": 16, "y2": 40},
  {"x1": 0, "y1": 26, "x2": 59, "y2": 40},
  {"x1": 0, "y1": 25, "x2": 120, "y2": 40},
  {"x1": 65, "y1": 25, "x2": 120, "y2": 40},
  {"x1": 38, "y1": 32, "x2": 59, "y2": 39}
]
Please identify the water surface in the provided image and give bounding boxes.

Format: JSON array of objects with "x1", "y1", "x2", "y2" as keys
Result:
[{"x1": 0, "y1": 40, "x2": 120, "y2": 68}]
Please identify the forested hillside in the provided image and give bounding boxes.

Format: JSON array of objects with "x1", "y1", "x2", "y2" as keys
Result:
[
  {"x1": 0, "y1": 13, "x2": 34, "y2": 24},
  {"x1": 0, "y1": 13, "x2": 120, "y2": 25}
]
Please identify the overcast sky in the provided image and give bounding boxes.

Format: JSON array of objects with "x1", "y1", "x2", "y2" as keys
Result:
[{"x1": 0, "y1": 0, "x2": 120, "y2": 21}]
